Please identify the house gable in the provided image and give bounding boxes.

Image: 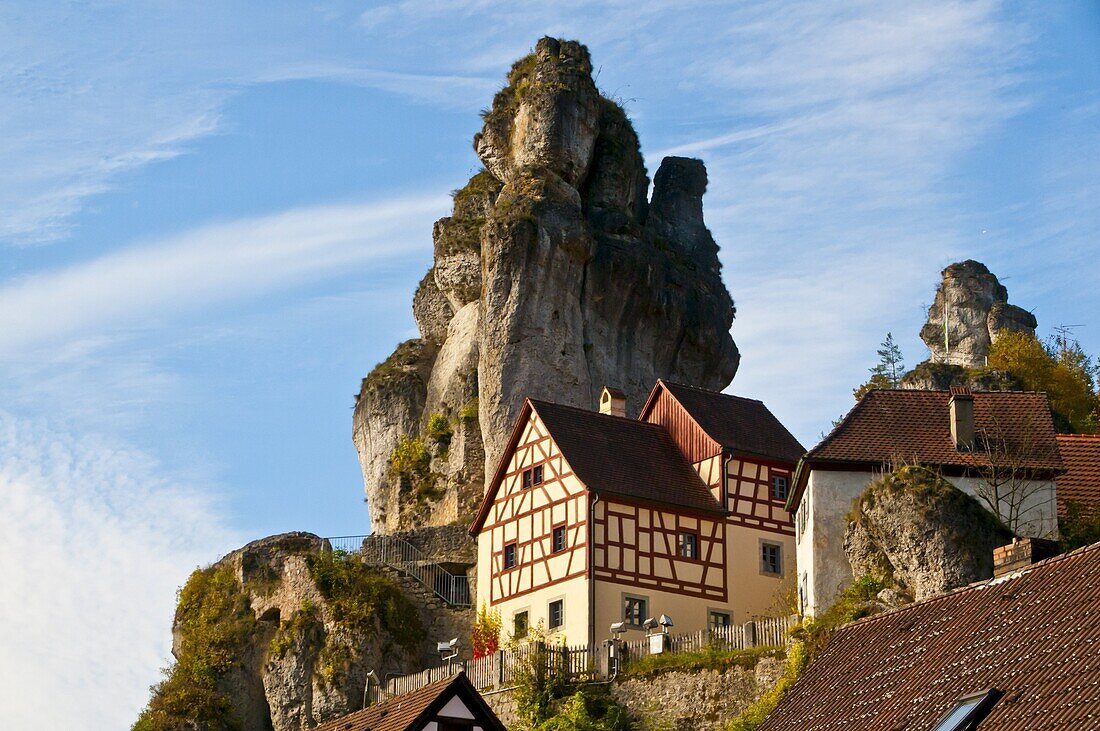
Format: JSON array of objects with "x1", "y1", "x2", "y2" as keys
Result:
[
  {"x1": 639, "y1": 380, "x2": 722, "y2": 464},
  {"x1": 475, "y1": 404, "x2": 589, "y2": 606},
  {"x1": 315, "y1": 672, "x2": 505, "y2": 731}
]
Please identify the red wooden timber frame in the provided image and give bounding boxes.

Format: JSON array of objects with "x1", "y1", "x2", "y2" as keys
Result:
[
  {"x1": 593, "y1": 496, "x2": 728, "y2": 602},
  {"x1": 726, "y1": 456, "x2": 795, "y2": 536},
  {"x1": 483, "y1": 418, "x2": 587, "y2": 606}
]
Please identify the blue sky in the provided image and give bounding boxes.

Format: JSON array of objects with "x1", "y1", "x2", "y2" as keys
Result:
[{"x1": 1, "y1": 2, "x2": 1097, "y2": 726}]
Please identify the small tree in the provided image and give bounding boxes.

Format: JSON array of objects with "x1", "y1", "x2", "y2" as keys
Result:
[
  {"x1": 854, "y1": 333, "x2": 906, "y2": 400},
  {"x1": 973, "y1": 413, "x2": 1059, "y2": 536},
  {"x1": 987, "y1": 331, "x2": 1098, "y2": 433},
  {"x1": 472, "y1": 603, "x2": 501, "y2": 659}
]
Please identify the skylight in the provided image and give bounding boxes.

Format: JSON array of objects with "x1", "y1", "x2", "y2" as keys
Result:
[{"x1": 930, "y1": 690, "x2": 1003, "y2": 731}]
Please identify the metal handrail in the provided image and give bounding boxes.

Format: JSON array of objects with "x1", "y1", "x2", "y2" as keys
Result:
[{"x1": 325, "y1": 534, "x2": 471, "y2": 607}]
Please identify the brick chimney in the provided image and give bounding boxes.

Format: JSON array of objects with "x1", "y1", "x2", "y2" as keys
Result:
[
  {"x1": 949, "y1": 386, "x2": 975, "y2": 451},
  {"x1": 599, "y1": 386, "x2": 626, "y2": 418},
  {"x1": 993, "y1": 537, "x2": 1061, "y2": 577}
]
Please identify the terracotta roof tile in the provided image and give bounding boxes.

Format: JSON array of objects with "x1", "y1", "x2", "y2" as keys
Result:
[
  {"x1": 314, "y1": 672, "x2": 502, "y2": 731},
  {"x1": 761, "y1": 541, "x2": 1100, "y2": 731},
  {"x1": 530, "y1": 400, "x2": 725, "y2": 515},
  {"x1": 1056, "y1": 434, "x2": 1100, "y2": 517},
  {"x1": 660, "y1": 381, "x2": 806, "y2": 463},
  {"x1": 806, "y1": 389, "x2": 1062, "y2": 471}
]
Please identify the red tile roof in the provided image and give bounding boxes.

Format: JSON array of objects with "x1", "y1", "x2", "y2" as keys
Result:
[
  {"x1": 1056, "y1": 434, "x2": 1100, "y2": 517},
  {"x1": 658, "y1": 381, "x2": 806, "y2": 463},
  {"x1": 530, "y1": 399, "x2": 725, "y2": 515},
  {"x1": 761, "y1": 541, "x2": 1100, "y2": 731},
  {"x1": 790, "y1": 389, "x2": 1063, "y2": 509},
  {"x1": 314, "y1": 672, "x2": 504, "y2": 731}
]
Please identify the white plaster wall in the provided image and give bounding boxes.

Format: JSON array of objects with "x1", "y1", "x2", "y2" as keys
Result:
[
  {"x1": 797, "y1": 470, "x2": 868, "y2": 617},
  {"x1": 798, "y1": 469, "x2": 1059, "y2": 617},
  {"x1": 950, "y1": 475, "x2": 1057, "y2": 538}
]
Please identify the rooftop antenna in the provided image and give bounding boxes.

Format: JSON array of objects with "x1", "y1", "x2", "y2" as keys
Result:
[{"x1": 1052, "y1": 324, "x2": 1084, "y2": 357}]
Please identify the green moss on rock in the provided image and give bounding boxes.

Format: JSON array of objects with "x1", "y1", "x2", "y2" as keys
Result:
[
  {"x1": 306, "y1": 550, "x2": 425, "y2": 652},
  {"x1": 132, "y1": 565, "x2": 255, "y2": 731}
]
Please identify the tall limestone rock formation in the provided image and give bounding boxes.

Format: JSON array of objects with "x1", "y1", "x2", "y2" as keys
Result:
[
  {"x1": 354, "y1": 38, "x2": 739, "y2": 534},
  {"x1": 903, "y1": 260, "x2": 1035, "y2": 390},
  {"x1": 918, "y1": 260, "x2": 1036, "y2": 368}
]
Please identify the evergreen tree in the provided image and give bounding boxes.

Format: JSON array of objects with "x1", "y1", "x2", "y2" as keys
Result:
[{"x1": 854, "y1": 333, "x2": 906, "y2": 400}]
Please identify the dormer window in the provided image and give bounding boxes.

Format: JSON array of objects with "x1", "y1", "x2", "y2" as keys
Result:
[{"x1": 930, "y1": 689, "x2": 1003, "y2": 731}]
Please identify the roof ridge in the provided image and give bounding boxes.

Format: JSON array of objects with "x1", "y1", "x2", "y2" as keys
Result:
[
  {"x1": 528, "y1": 398, "x2": 663, "y2": 426},
  {"x1": 662, "y1": 380, "x2": 765, "y2": 404},
  {"x1": 839, "y1": 539, "x2": 1100, "y2": 630},
  {"x1": 1056, "y1": 433, "x2": 1100, "y2": 439}
]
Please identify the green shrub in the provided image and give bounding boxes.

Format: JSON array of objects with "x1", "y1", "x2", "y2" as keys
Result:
[
  {"x1": 510, "y1": 624, "x2": 573, "y2": 727},
  {"x1": 427, "y1": 413, "x2": 453, "y2": 443},
  {"x1": 306, "y1": 550, "x2": 424, "y2": 652},
  {"x1": 390, "y1": 436, "x2": 430, "y2": 477},
  {"x1": 268, "y1": 600, "x2": 319, "y2": 659},
  {"x1": 459, "y1": 397, "x2": 480, "y2": 420},
  {"x1": 132, "y1": 565, "x2": 254, "y2": 730},
  {"x1": 1062, "y1": 501, "x2": 1100, "y2": 550},
  {"x1": 534, "y1": 689, "x2": 633, "y2": 731}
]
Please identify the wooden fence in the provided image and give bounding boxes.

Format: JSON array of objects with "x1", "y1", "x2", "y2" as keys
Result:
[{"x1": 368, "y1": 614, "x2": 799, "y2": 703}]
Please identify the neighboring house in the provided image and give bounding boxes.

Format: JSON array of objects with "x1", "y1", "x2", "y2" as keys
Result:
[
  {"x1": 759, "y1": 539, "x2": 1100, "y2": 731},
  {"x1": 470, "y1": 380, "x2": 804, "y2": 647},
  {"x1": 1055, "y1": 433, "x2": 1100, "y2": 516},
  {"x1": 315, "y1": 672, "x2": 505, "y2": 731},
  {"x1": 788, "y1": 388, "x2": 1063, "y2": 617}
]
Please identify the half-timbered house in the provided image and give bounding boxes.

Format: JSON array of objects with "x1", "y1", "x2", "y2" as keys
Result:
[{"x1": 470, "y1": 381, "x2": 804, "y2": 647}]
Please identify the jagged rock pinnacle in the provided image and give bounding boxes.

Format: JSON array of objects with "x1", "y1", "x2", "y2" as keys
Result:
[{"x1": 354, "y1": 38, "x2": 739, "y2": 534}]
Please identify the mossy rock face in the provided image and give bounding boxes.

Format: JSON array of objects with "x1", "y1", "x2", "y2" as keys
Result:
[
  {"x1": 845, "y1": 466, "x2": 1013, "y2": 602},
  {"x1": 900, "y1": 359, "x2": 1021, "y2": 391},
  {"x1": 135, "y1": 534, "x2": 433, "y2": 731}
]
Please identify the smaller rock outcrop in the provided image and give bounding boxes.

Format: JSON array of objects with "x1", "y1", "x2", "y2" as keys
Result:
[
  {"x1": 918, "y1": 260, "x2": 1036, "y2": 368},
  {"x1": 136, "y1": 532, "x2": 473, "y2": 731},
  {"x1": 900, "y1": 361, "x2": 1021, "y2": 391},
  {"x1": 845, "y1": 466, "x2": 1012, "y2": 602}
]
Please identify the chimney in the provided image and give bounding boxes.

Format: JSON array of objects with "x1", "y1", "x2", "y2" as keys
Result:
[
  {"x1": 949, "y1": 387, "x2": 975, "y2": 451},
  {"x1": 599, "y1": 386, "x2": 626, "y2": 418},
  {"x1": 993, "y1": 537, "x2": 1061, "y2": 577}
]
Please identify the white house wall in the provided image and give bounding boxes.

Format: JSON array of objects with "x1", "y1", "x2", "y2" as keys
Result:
[{"x1": 798, "y1": 469, "x2": 1059, "y2": 616}]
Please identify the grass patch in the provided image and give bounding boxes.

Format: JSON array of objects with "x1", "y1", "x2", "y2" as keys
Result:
[
  {"x1": 132, "y1": 565, "x2": 255, "y2": 731},
  {"x1": 622, "y1": 644, "x2": 781, "y2": 680},
  {"x1": 723, "y1": 640, "x2": 809, "y2": 731},
  {"x1": 722, "y1": 577, "x2": 889, "y2": 731},
  {"x1": 361, "y1": 340, "x2": 429, "y2": 393},
  {"x1": 306, "y1": 550, "x2": 425, "y2": 653}
]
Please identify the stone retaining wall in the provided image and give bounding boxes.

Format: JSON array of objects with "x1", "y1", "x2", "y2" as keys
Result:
[{"x1": 478, "y1": 654, "x2": 784, "y2": 730}]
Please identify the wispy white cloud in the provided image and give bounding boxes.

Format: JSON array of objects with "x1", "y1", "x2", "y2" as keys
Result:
[
  {"x1": 0, "y1": 410, "x2": 239, "y2": 728},
  {"x1": 0, "y1": 3, "x2": 479, "y2": 245},
  {"x1": 0, "y1": 194, "x2": 445, "y2": 355}
]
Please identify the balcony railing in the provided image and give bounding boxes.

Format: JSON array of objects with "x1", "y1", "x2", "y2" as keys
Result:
[{"x1": 325, "y1": 533, "x2": 471, "y2": 607}]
